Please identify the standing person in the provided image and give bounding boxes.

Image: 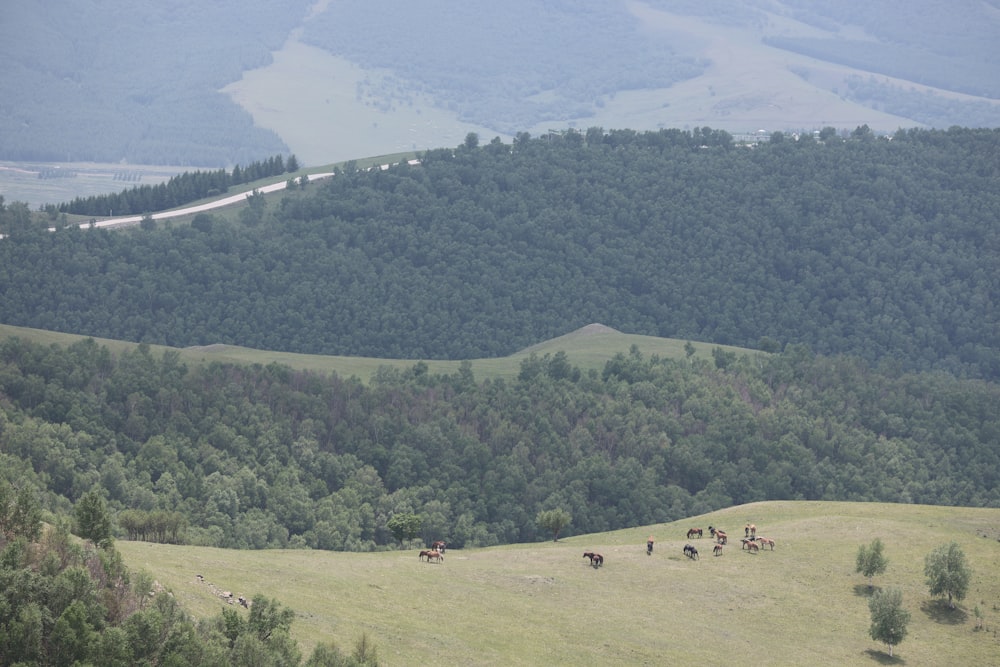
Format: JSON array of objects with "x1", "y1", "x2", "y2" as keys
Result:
[{"x1": 647, "y1": 535, "x2": 655, "y2": 555}]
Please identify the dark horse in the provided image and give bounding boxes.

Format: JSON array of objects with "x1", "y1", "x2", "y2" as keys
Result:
[
  {"x1": 430, "y1": 540, "x2": 446, "y2": 554},
  {"x1": 583, "y1": 552, "x2": 604, "y2": 567},
  {"x1": 687, "y1": 528, "x2": 703, "y2": 539},
  {"x1": 683, "y1": 544, "x2": 699, "y2": 560}
]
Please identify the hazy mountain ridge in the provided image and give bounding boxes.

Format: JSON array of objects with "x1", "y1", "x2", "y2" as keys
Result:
[{"x1": 2, "y1": 1, "x2": 998, "y2": 169}]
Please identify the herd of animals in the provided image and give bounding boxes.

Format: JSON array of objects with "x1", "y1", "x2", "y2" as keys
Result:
[
  {"x1": 415, "y1": 524, "x2": 776, "y2": 569},
  {"x1": 587, "y1": 523, "x2": 776, "y2": 565},
  {"x1": 678, "y1": 524, "x2": 776, "y2": 561}
]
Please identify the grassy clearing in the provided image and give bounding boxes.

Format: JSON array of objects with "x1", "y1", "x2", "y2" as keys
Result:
[
  {"x1": 0, "y1": 323, "x2": 748, "y2": 383},
  {"x1": 118, "y1": 502, "x2": 1000, "y2": 665},
  {"x1": 0, "y1": 162, "x2": 189, "y2": 211}
]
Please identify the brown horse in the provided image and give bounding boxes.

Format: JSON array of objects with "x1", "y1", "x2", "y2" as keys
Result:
[
  {"x1": 431, "y1": 540, "x2": 447, "y2": 553},
  {"x1": 746, "y1": 541, "x2": 759, "y2": 554},
  {"x1": 583, "y1": 552, "x2": 604, "y2": 567},
  {"x1": 756, "y1": 537, "x2": 774, "y2": 550},
  {"x1": 687, "y1": 528, "x2": 703, "y2": 539},
  {"x1": 713, "y1": 543, "x2": 724, "y2": 556},
  {"x1": 425, "y1": 550, "x2": 443, "y2": 563},
  {"x1": 715, "y1": 530, "x2": 728, "y2": 545}
]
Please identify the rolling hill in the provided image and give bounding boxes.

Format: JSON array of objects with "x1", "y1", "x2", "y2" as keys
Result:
[{"x1": 116, "y1": 500, "x2": 1000, "y2": 665}]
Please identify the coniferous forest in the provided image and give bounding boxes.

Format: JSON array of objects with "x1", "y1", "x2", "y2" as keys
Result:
[{"x1": 1, "y1": 127, "x2": 997, "y2": 380}]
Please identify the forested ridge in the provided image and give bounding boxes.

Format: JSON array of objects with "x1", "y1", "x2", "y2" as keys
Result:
[
  {"x1": 1, "y1": 126, "x2": 997, "y2": 380},
  {"x1": 1, "y1": 336, "x2": 998, "y2": 553}
]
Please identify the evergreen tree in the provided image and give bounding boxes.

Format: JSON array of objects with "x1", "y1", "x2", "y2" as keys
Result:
[{"x1": 75, "y1": 489, "x2": 114, "y2": 549}]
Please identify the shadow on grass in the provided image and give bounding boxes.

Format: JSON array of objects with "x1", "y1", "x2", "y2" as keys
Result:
[
  {"x1": 854, "y1": 584, "x2": 881, "y2": 597},
  {"x1": 920, "y1": 599, "x2": 967, "y2": 624},
  {"x1": 864, "y1": 648, "x2": 906, "y2": 664}
]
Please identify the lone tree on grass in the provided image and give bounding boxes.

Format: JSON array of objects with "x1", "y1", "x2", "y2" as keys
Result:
[
  {"x1": 924, "y1": 541, "x2": 972, "y2": 609},
  {"x1": 856, "y1": 538, "x2": 889, "y2": 590},
  {"x1": 868, "y1": 587, "x2": 910, "y2": 658},
  {"x1": 536, "y1": 508, "x2": 572, "y2": 541}
]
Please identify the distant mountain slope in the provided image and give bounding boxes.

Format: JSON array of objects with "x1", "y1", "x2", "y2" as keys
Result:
[
  {"x1": 0, "y1": 1, "x2": 306, "y2": 164},
  {"x1": 2, "y1": 1, "x2": 997, "y2": 167}
]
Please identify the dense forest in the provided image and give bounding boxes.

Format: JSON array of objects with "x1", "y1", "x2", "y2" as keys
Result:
[
  {"x1": 1, "y1": 127, "x2": 997, "y2": 380},
  {"x1": 1, "y1": 336, "x2": 998, "y2": 553}
]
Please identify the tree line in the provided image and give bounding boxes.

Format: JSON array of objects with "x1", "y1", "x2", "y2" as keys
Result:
[
  {"x1": 1, "y1": 126, "x2": 996, "y2": 380},
  {"x1": 1, "y1": 335, "x2": 997, "y2": 552},
  {"x1": 56, "y1": 154, "x2": 299, "y2": 217}
]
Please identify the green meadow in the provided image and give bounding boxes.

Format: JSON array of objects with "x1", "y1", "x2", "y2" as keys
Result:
[{"x1": 118, "y1": 502, "x2": 1000, "y2": 666}]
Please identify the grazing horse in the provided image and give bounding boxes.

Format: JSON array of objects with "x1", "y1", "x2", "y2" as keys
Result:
[
  {"x1": 687, "y1": 528, "x2": 703, "y2": 539},
  {"x1": 647, "y1": 538, "x2": 654, "y2": 556},
  {"x1": 425, "y1": 550, "x2": 444, "y2": 563},
  {"x1": 746, "y1": 541, "x2": 759, "y2": 554},
  {"x1": 713, "y1": 543, "x2": 724, "y2": 556},
  {"x1": 715, "y1": 530, "x2": 728, "y2": 545},
  {"x1": 431, "y1": 540, "x2": 447, "y2": 554},
  {"x1": 741, "y1": 538, "x2": 754, "y2": 550},
  {"x1": 756, "y1": 537, "x2": 775, "y2": 550},
  {"x1": 683, "y1": 544, "x2": 699, "y2": 560},
  {"x1": 583, "y1": 552, "x2": 604, "y2": 567}
]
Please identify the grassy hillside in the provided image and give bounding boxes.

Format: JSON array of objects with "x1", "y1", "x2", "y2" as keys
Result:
[
  {"x1": 117, "y1": 501, "x2": 1000, "y2": 665},
  {"x1": 0, "y1": 322, "x2": 750, "y2": 383}
]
